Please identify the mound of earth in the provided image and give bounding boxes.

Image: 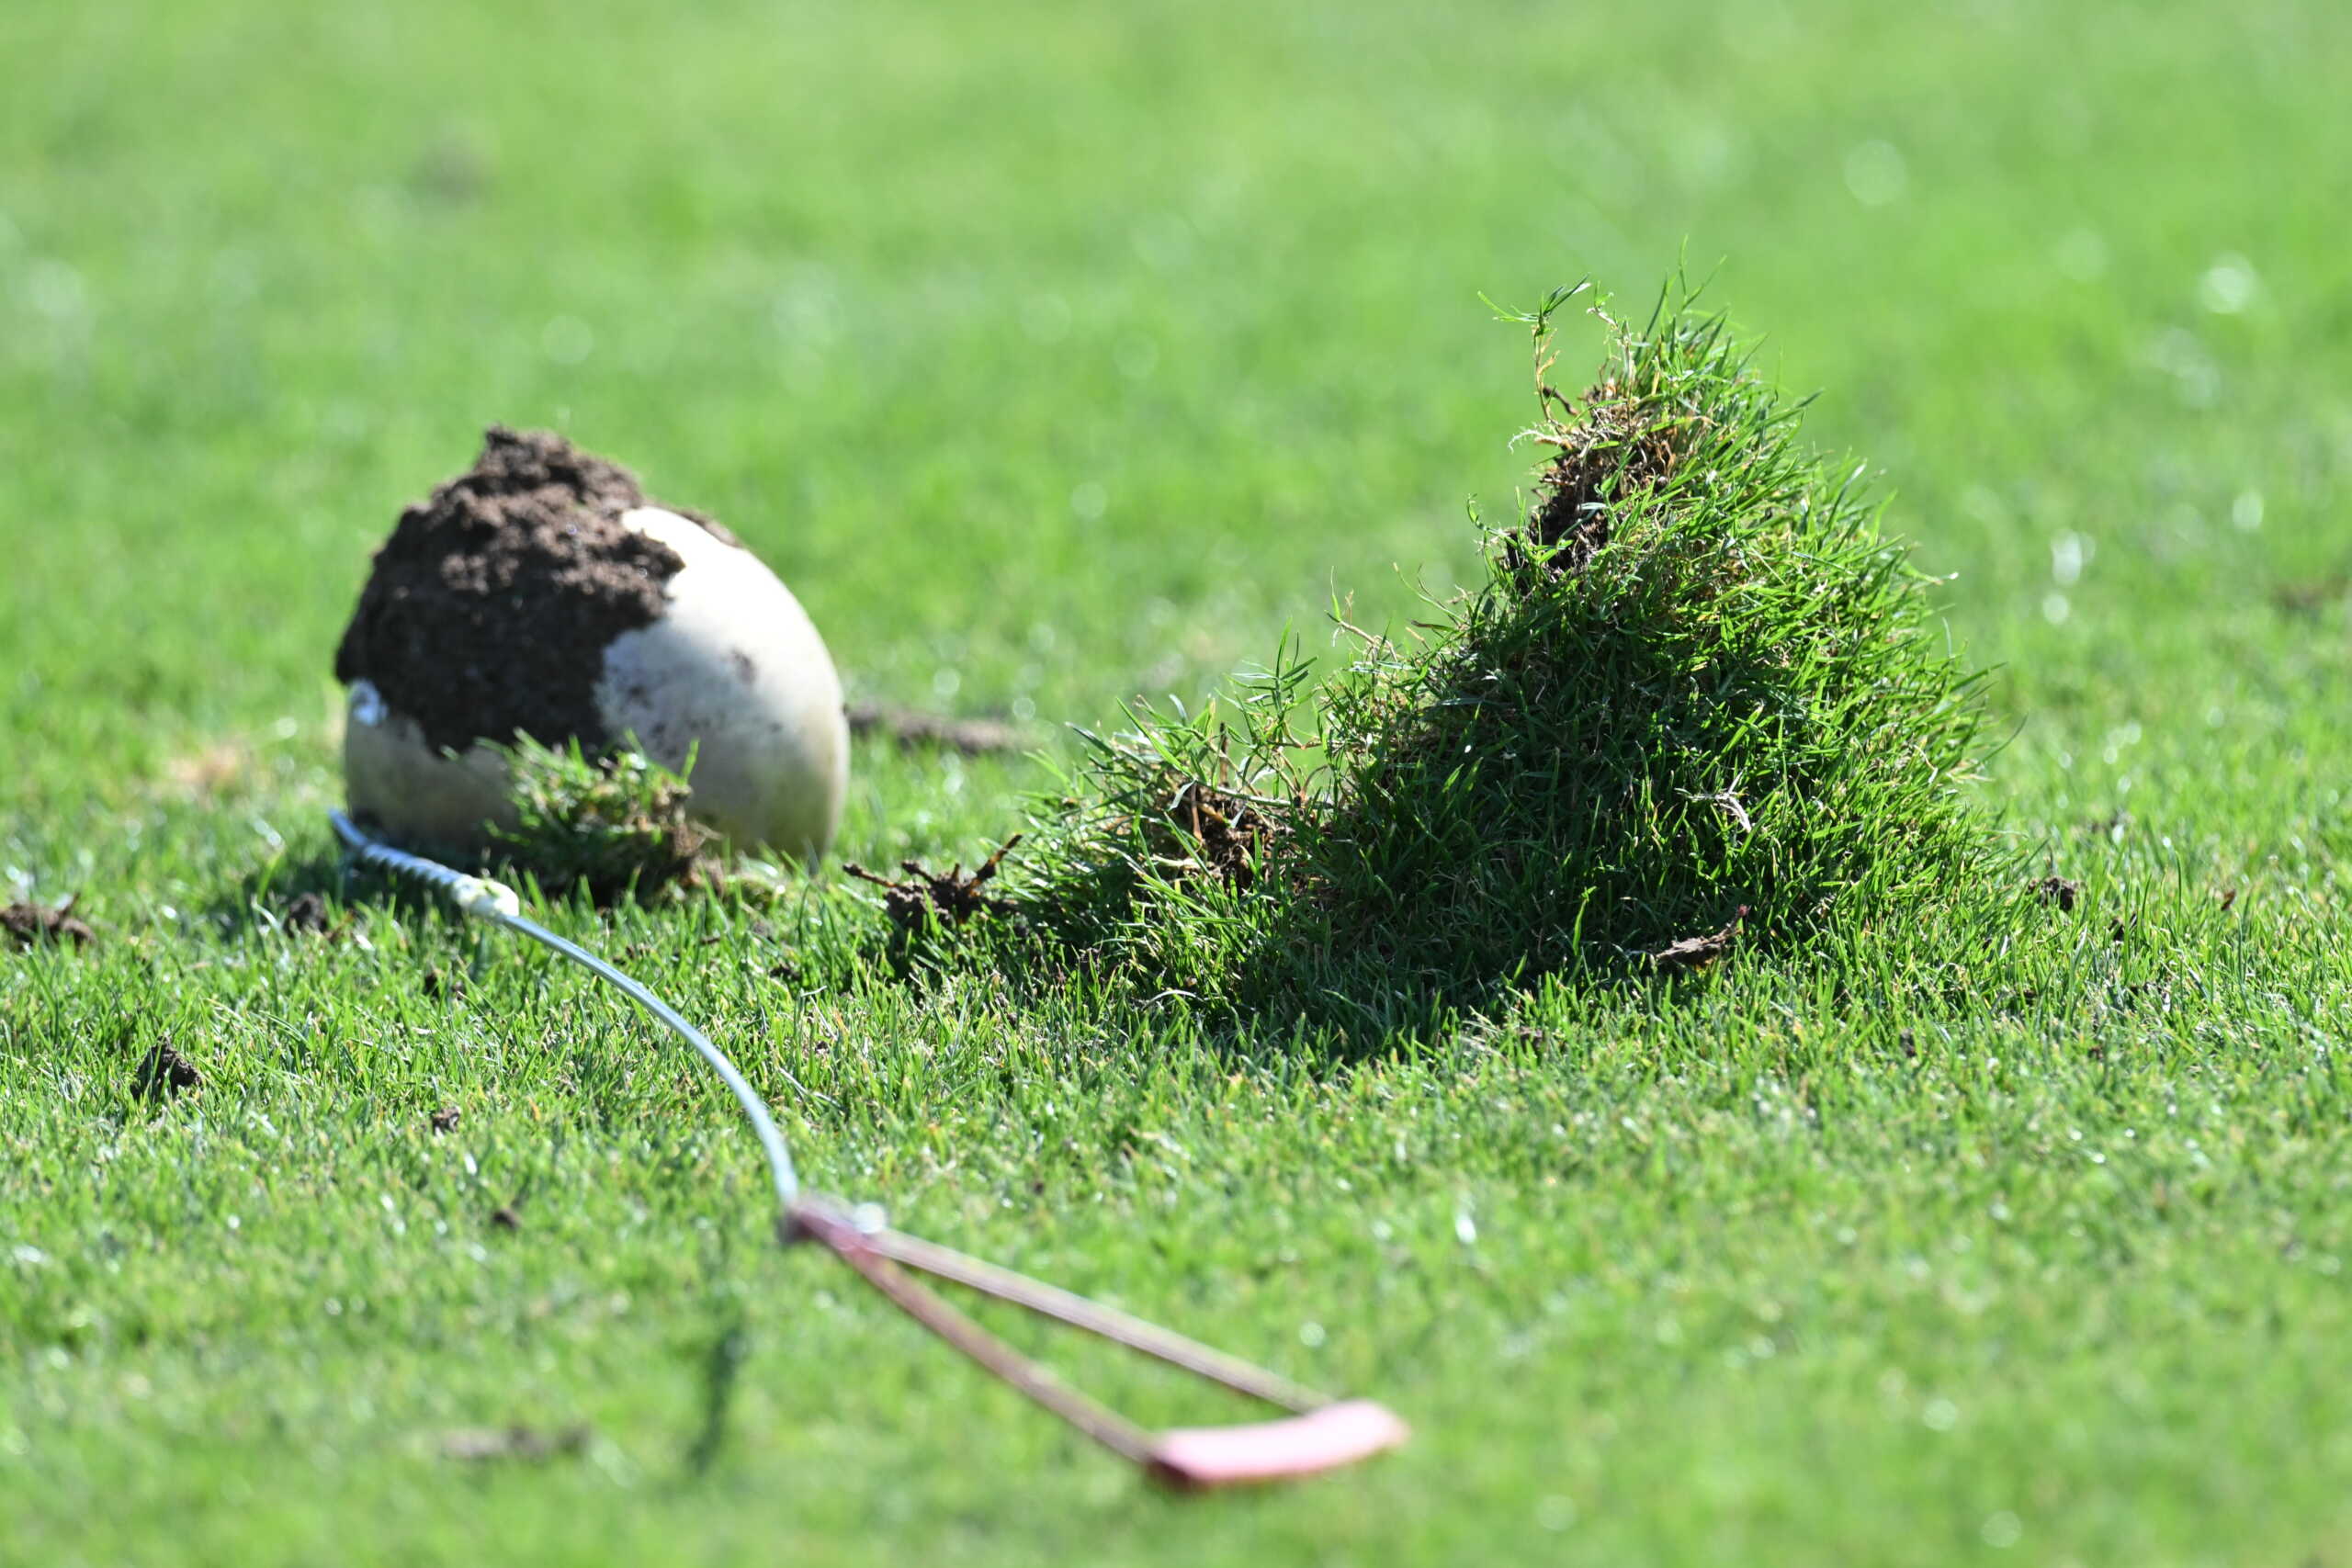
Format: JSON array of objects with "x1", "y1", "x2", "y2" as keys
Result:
[{"x1": 1007, "y1": 282, "x2": 2000, "y2": 1012}]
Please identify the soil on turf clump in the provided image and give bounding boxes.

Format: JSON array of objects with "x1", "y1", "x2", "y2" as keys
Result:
[
  {"x1": 334, "y1": 426, "x2": 729, "y2": 756},
  {"x1": 1508, "y1": 367, "x2": 1687, "y2": 578}
]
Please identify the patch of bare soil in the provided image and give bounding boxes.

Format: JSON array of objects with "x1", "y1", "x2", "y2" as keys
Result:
[
  {"x1": 1159, "y1": 779, "x2": 1273, "y2": 889},
  {"x1": 2271, "y1": 577, "x2": 2348, "y2": 618},
  {"x1": 1506, "y1": 353, "x2": 1690, "y2": 579},
  {"x1": 438, "y1": 1424, "x2": 592, "y2": 1463},
  {"x1": 164, "y1": 740, "x2": 254, "y2": 798}
]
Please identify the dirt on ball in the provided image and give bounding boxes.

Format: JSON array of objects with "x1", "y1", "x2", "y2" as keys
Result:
[{"x1": 333, "y1": 427, "x2": 733, "y2": 756}]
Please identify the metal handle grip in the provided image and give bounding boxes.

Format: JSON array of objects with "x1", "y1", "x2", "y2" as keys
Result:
[{"x1": 1146, "y1": 1401, "x2": 1411, "y2": 1491}]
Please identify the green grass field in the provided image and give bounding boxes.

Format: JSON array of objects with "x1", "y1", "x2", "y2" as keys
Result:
[{"x1": 8, "y1": 0, "x2": 2352, "y2": 1561}]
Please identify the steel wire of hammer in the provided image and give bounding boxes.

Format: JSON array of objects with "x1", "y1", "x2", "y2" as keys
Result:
[
  {"x1": 326, "y1": 807, "x2": 1408, "y2": 1489},
  {"x1": 329, "y1": 810, "x2": 802, "y2": 1208}
]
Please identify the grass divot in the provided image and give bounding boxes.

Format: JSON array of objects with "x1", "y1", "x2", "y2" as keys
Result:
[
  {"x1": 483, "y1": 738, "x2": 717, "y2": 902},
  {"x1": 1012, "y1": 279, "x2": 2004, "y2": 1014}
]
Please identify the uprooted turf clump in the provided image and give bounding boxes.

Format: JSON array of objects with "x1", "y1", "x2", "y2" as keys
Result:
[
  {"x1": 1012, "y1": 281, "x2": 1999, "y2": 1008},
  {"x1": 484, "y1": 739, "x2": 717, "y2": 903}
]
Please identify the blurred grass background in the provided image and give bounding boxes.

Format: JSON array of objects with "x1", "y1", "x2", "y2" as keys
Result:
[
  {"x1": 6, "y1": 1, "x2": 2352, "y2": 1562},
  {"x1": 6, "y1": 0, "x2": 2346, "y2": 806}
]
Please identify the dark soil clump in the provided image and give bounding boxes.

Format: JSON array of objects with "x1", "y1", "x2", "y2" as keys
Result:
[
  {"x1": 334, "y1": 427, "x2": 729, "y2": 756},
  {"x1": 1510, "y1": 368, "x2": 1688, "y2": 578},
  {"x1": 1649, "y1": 907, "x2": 1747, "y2": 973},
  {"x1": 2034, "y1": 875, "x2": 2083, "y2": 912},
  {"x1": 3, "y1": 899, "x2": 94, "y2": 950},
  {"x1": 135, "y1": 1040, "x2": 202, "y2": 1098},
  {"x1": 846, "y1": 701, "x2": 1030, "y2": 757},
  {"x1": 846, "y1": 835, "x2": 1023, "y2": 935},
  {"x1": 1156, "y1": 778, "x2": 1274, "y2": 890},
  {"x1": 281, "y1": 891, "x2": 335, "y2": 936}
]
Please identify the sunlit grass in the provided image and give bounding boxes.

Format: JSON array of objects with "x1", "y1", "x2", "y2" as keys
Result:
[{"x1": 6, "y1": 0, "x2": 2352, "y2": 1562}]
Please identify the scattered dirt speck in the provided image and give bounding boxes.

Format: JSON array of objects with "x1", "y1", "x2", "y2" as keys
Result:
[
  {"x1": 430, "y1": 1107, "x2": 461, "y2": 1134},
  {"x1": 1649, "y1": 906, "x2": 1747, "y2": 973},
  {"x1": 334, "y1": 426, "x2": 733, "y2": 756},
  {"x1": 2271, "y1": 577, "x2": 2348, "y2": 618},
  {"x1": 438, "y1": 1424, "x2": 591, "y2": 1463},
  {"x1": 423, "y1": 966, "x2": 465, "y2": 1001},
  {"x1": 409, "y1": 133, "x2": 492, "y2": 207},
  {"x1": 845, "y1": 835, "x2": 1023, "y2": 934},
  {"x1": 164, "y1": 741, "x2": 254, "y2": 798},
  {"x1": 2034, "y1": 875, "x2": 2082, "y2": 912},
  {"x1": 135, "y1": 1040, "x2": 202, "y2": 1098},
  {"x1": 846, "y1": 701, "x2": 1031, "y2": 757},
  {"x1": 490, "y1": 1204, "x2": 521, "y2": 1232},
  {"x1": 281, "y1": 892, "x2": 335, "y2": 937},
  {"x1": 3, "y1": 899, "x2": 94, "y2": 950}
]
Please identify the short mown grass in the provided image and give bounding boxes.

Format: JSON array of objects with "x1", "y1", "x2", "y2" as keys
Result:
[{"x1": 7, "y1": 0, "x2": 2352, "y2": 1563}]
